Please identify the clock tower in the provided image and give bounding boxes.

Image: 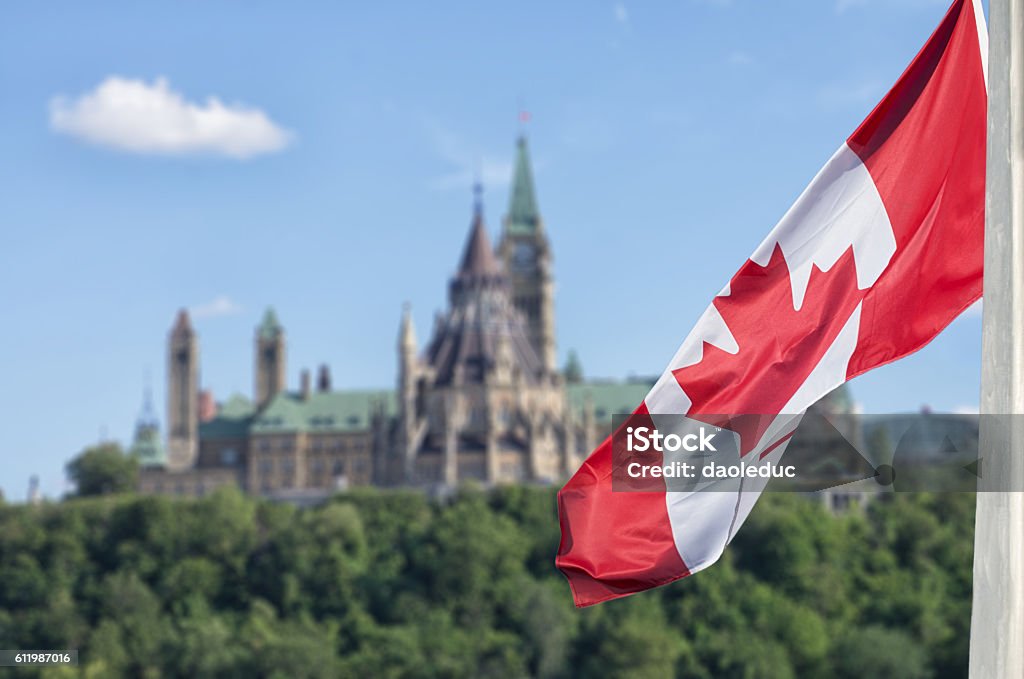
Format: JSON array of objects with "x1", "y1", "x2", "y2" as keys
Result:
[{"x1": 498, "y1": 136, "x2": 556, "y2": 375}]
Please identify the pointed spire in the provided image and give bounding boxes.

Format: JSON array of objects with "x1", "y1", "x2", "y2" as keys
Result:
[
  {"x1": 259, "y1": 306, "x2": 283, "y2": 339},
  {"x1": 399, "y1": 302, "x2": 417, "y2": 351},
  {"x1": 131, "y1": 374, "x2": 166, "y2": 467},
  {"x1": 473, "y1": 180, "x2": 484, "y2": 216},
  {"x1": 458, "y1": 185, "x2": 501, "y2": 277},
  {"x1": 507, "y1": 136, "x2": 540, "y2": 234},
  {"x1": 139, "y1": 372, "x2": 158, "y2": 426}
]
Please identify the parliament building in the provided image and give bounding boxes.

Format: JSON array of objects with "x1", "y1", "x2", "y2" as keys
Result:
[{"x1": 130, "y1": 137, "x2": 652, "y2": 500}]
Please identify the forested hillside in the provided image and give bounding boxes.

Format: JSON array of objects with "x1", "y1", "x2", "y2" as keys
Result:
[{"x1": 0, "y1": 486, "x2": 974, "y2": 678}]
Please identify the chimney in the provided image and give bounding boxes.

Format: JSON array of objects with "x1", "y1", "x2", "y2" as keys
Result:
[
  {"x1": 198, "y1": 389, "x2": 218, "y2": 422},
  {"x1": 317, "y1": 364, "x2": 332, "y2": 392},
  {"x1": 300, "y1": 369, "x2": 311, "y2": 400}
]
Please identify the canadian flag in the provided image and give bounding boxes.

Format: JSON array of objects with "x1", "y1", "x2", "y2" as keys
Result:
[{"x1": 557, "y1": 0, "x2": 988, "y2": 607}]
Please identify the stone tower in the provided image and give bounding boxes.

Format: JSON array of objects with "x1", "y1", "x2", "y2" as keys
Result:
[
  {"x1": 397, "y1": 303, "x2": 421, "y2": 481},
  {"x1": 498, "y1": 136, "x2": 556, "y2": 375},
  {"x1": 255, "y1": 307, "x2": 286, "y2": 409},
  {"x1": 166, "y1": 309, "x2": 198, "y2": 470},
  {"x1": 394, "y1": 186, "x2": 565, "y2": 488}
]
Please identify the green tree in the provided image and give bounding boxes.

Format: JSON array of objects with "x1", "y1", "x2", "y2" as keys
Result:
[
  {"x1": 66, "y1": 443, "x2": 138, "y2": 497},
  {"x1": 0, "y1": 483, "x2": 980, "y2": 677},
  {"x1": 832, "y1": 625, "x2": 932, "y2": 679},
  {"x1": 572, "y1": 595, "x2": 685, "y2": 678}
]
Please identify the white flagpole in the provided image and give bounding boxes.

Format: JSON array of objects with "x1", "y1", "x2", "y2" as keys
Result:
[{"x1": 970, "y1": 0, "x2": 1024, "y2": 676}]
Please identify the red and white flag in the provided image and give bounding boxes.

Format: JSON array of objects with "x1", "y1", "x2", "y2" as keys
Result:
[{"x1": 557, "y1": 0, "x2": 988, "y2": 607}]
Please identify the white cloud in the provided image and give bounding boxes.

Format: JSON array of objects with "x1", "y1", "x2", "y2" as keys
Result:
[
  {"x1": 427, "y1": 125, "x2": 513, "y2": 191},
  {"x1": 190, "y1": 295, "x2": 243, "y2": 319},
  {"x1": 50, "y1": 76, "x2": 292, "y2": 159},
  {"x1": 614, "y1": 2, "x2": 629, "y2": 23},
  {"x1": 953, "y1": 404, "x2": 980, "y2": 415}
]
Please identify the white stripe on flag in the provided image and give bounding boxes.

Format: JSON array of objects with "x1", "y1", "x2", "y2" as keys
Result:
[{"x1": 646, "y1": 147, "x2": 891, "y2": 573}]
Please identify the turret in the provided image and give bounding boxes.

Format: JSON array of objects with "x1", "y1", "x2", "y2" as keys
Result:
[
  {"x1": 167, "y1": 309, "x2": 199, "y2": 469},
  {"x1": 450, "y1": 183, "x2": 506, "y2": 307},
  {"x1": 398, "y1": 304, "x2": 419, "y2": 480},
  {"x1": 399, "y1": 303, "x2": 418, "y2": 373},
  {"x1": 255, "y1": 307, "x2": 286, "y2": 409},
  {"x1": 564, "y1": 349, "x2": 583, "y2": 384},
  {"x1": 129, "y1": 383, "x2": 166, "y2": 467},
  {"x1": 498, "y1": 136, "x2": 557, "y2": 374}
]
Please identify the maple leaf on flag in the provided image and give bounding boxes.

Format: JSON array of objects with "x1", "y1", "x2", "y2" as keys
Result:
[
  {"x1": 557, "y1": 0, "x2": 986, "y2": 608},
  {"x1": 673, "y1": 243, "x2": 863, "y2": 456}
]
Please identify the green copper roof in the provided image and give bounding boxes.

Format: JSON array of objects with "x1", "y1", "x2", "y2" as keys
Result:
[
  {"x1": 220, "y1": 393, "x2": 256, "y2": 418},
  {"x1": 199, "y1": 394, "x2": 255, "y2": 440},
  {"x1": 129, "y1": 422, "x2": 166, "y2": 467},
  {"x1": 129, "y1": 387, "x2": 165, "y2": 465},
  {"x1": 250, "y1": 390, "x2": 396, "y2": 434},
  {"x1": 567, "y1": 379, "x2": 655, "y2": 424},
  {"x1": 259, "y1": 307, "x2": 283, "y2": 339},
  {"x1": 506, "y1": 136, "x2": 540, "y2": 235}
]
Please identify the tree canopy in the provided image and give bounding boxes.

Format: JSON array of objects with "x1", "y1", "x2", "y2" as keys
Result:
[
  {"x1": 65, "y1": 443, "x2": 138, "y2": 497},
  {"x1": 0, "y1": 487, "x2": 974, "y2": 677}
]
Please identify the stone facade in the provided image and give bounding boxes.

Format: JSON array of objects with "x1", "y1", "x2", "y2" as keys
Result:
[
  {"x1": 388, "y1": 191, "x2": 575, "y2": 488},
  {"x1": 131, "y1": 136, "x2": 654, "y2": 500},
  {"x1": 165, "y1": 311, "x2": 198, "y2": 470}
]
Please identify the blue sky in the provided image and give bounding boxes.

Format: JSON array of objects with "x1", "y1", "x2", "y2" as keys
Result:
[{"x1": 0, "y1": 0, "x2": 983, "y2": 500}]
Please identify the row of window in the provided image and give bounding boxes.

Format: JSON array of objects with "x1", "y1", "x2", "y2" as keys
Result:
[
  {"x1": 148, "y1": 478, "x2": 227, "y2": 497},
  {"x1": 254, "y1": 455, "x2": 369, "y2": 476},
  {"x1": 254, "y1": 437, "x2": 368, "y2": 453}
]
